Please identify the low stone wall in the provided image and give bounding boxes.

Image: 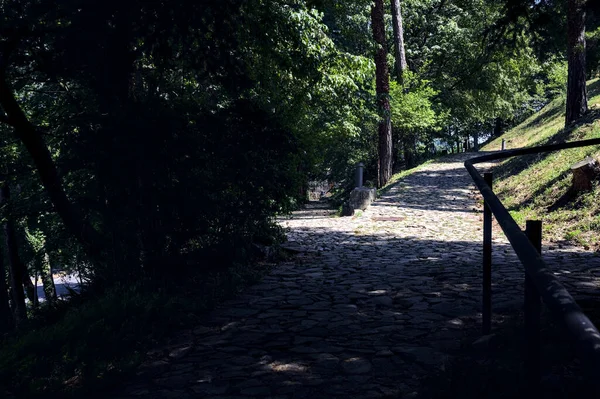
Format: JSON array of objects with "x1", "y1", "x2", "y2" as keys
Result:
[{"x1": 307, "y1": 180, "x2": 334, "y2": 201}]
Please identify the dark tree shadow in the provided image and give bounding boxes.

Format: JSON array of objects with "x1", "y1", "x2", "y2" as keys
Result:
[{"x1": 103, "y1": 225, "x2": 600, "y2": 399}]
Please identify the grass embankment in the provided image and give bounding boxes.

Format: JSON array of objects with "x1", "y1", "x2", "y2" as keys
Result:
[
  {"x1": 481, "y1": 78, "x2": 600, "y2": 249},
  {"x1": 0, "y1": 261, "x2": 274, "y2": 399}
]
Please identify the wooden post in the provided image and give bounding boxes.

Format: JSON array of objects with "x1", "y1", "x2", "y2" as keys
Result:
[
  {"x1": 482, "y1": 172, "x2": 493, "y2": 334},
  {"x1": 525, "y1": 220, "x2": 542, "y2": 395}
]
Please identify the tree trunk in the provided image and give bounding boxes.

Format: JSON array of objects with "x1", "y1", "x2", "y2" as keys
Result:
[
  {"x1": 390, "y1": 0, "x2": 409, "y2": 173},
  {"x1": 390, "y1": 0, "x2": 408, "y2": 83},
  {"x1": 0, "y1": 74, "x2": 106, "y2": 261},
  {"x1": 472, "y1": 131, "x2": 479, "y2": 152},
  {"x1": 40, "y1": 252, "x2": 57, "y2": 304},
  {"x1": 494, "y1": 118, "x2": 504, "y2": 137},
  {"x1": 20, "y1": 261, "x2": 36, "y2": 308},
  {"x1": 372, "y1": 0, "x2": 393, "y2": 187},
  {"x1": 571, "y1": 157, "x2": 598, "y2": 192},
  {"x1": 403, "y1": 135, "x2": 416, "y2": 169},
  {"x1": 0, "y1": 184, "x2": 26, "y2": 325},
  {"x1": 392, "y1": 135, "x2": 402, "y2": 173},
  {"x1": 33, "y1": 272, "x2": 38, "y2": 306},
  {"x1": 566, "y1": 0, "x2": 588, "y2": 126},
  {"x1": 0, "y1": 241, "x2": 13, "y2": 333}
]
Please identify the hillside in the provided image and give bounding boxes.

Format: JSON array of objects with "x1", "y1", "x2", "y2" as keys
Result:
[{"x1": 481, "y1": 79, "x2": 600, "y2": 249}]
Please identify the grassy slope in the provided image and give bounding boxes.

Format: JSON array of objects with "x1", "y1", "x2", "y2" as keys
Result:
[{"x1": 481, "y1": 79, "x2": 600, "y2": 249}]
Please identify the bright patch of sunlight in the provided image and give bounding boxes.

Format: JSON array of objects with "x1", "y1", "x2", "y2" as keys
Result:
[
  {"x1": 448, "y1": 318, "x2": 464, "y2": 327},
  {"x1": 367, "y1": 290, "x2": 388, "y2": 295},
  {"x1": 268, "y1": 362, "x2": 308, "y2": 373}
]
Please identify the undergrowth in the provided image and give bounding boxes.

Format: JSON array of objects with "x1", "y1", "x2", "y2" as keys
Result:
[{"x1": 0, "y1": 260, "x2": 272, "y2": 399}]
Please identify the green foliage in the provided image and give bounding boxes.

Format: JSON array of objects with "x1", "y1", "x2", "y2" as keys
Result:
[
  {"x1": 0, "y1": 285, "x2": 173, "y2": 397},
  {"x1": 543, "y1": 57, "x2": 569, "y2": 98},
  {"x1": 0, "y1": 0, "x2": 598, "y2": 396},
  {"x1": 390, "y1": 72, "x2": 440, "y2": 133},
  {"x1": 588, "y1": 27, "x2": 600, "y2": 77}
]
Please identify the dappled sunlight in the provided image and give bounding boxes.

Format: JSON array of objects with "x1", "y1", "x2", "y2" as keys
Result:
[
  {"x1": 447, "y1": 318, "x2": 465, "y2": 327},
  {"x1": 130, "y1": 222, "x2": 600, "y2": 398},
  {"x1": 368, "y1": 289, "x2": 389, "y2": 295},
  {"x1": 268, "y1": 361, "x2": 309, "y2": 374},
  {"x1": 120, "y1": 154, "x2": 600, "y2": 398}
]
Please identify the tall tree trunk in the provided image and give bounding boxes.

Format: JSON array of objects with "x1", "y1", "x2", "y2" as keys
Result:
[
  {"x1": 472, "y1": 131, "x2": 479, "y2": 152},
  {"x1": 39, "y1": 252, "x2": 57, "y2": 304},
  {"x1": 0, "y1": 74, "x2": 106, "y2": 261},
  {"x1": 0, "y1": 242, "x2": 13, "y2": 333},
  {"x1": 566, "y1": 0, "x2": 588, "y2": 126},
  {"x1": 0, "y1": 184, "x2": 26, "y2": 325},
  {"x1": 372, "y1": 0, "x2": 393, "y2": 187},
  {"x1": 403, "y1": 135, "x2": 416, "y2": 169},
  {"x1": 33, "y1": 271, "x2": 38, "y2": 306},
  {"x1": 390, "y1": 0, "x2": 408, "y2": 83},
  {"x1": 494, "y1": 117, "x2": 504, "y2": 137},
  {"x1": 390, "y1": 0, "x2": 410, "y2": 172},
  {"x1": 20, "y1": 261, "x2": 36, "y2": 308}
]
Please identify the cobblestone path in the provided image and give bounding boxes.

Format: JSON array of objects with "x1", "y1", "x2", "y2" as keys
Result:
[{"x1": 118, "y1": 153, "x2": 600, "y2": 399}]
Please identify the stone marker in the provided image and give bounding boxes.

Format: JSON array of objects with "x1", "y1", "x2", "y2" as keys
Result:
[
  {"x1": 341, "y1": 202, "x2": 355, "y2": 216},
  {"x1": 349, "y1": 187, "x2": 376, "y2": 210}
]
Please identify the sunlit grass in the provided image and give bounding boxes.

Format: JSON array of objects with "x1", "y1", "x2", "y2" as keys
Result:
[{"x1": 483, "y1": 79, "x2": 600, "y2": 249}]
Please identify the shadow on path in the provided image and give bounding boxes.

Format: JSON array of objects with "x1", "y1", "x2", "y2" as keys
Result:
[
  {"x1": 109, "y1": 152, "x2": 600, "y2": 399},
  {"x1": 112, "y1": 229, "x2": 600, "y2": 399}
]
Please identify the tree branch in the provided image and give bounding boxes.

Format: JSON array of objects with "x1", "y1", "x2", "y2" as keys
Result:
[{"x1": 0, "y1": 71, "x2": 106, "y2": 259}]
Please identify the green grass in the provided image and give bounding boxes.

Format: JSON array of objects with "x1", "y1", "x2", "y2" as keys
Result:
[{"x1": 481, "y1": 79, "x2": 600, "y2": 249}]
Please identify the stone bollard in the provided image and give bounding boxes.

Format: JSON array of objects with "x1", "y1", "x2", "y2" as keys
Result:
[
  {"x1": 355, "y1": 162, "x2": 364, "y2": 188},
  {"x1": 341, "y1": 202, "x2": 355, "y2": 216},
  {"x1": 343, "y1": 162, "x2": 376, "y2": 215},
  {"x1": 349, "y1": 187, "x2": 376, "y2": 211},
  {"x1": 501, "y1": 139, "x2": 506, "y2": 151}
]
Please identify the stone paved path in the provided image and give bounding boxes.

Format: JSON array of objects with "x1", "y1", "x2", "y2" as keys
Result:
[{"x1": 118, "y1": 153, "x2": 600, "y2": 399}]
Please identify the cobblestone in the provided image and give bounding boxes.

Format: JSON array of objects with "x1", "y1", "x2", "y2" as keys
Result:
[{"x1": 112, "y1": 153, "x2": 600, "y2": 398}]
